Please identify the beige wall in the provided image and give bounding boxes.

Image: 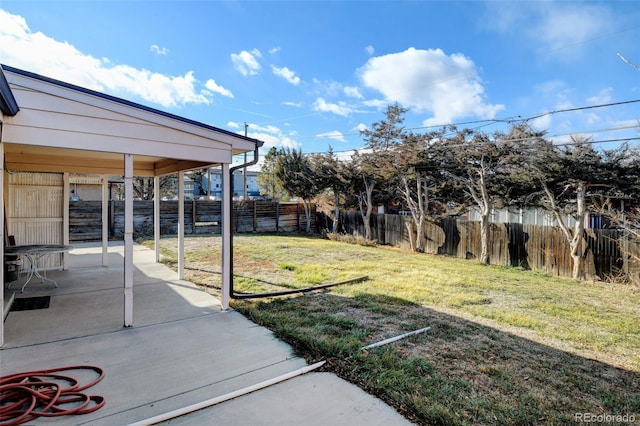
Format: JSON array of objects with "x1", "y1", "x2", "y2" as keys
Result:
[{"x1": 6, "y1": 171, "x2": 64, "y2": 270}]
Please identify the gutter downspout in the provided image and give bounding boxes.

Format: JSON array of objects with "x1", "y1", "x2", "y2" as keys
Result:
[{"x1": 228, "y1": 143, "x2": 259, "y2": 300}]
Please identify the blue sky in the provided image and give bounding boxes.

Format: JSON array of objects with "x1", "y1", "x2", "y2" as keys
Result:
[{"x1": 1, "y1": 1, "x2": 639, "y2": 167}]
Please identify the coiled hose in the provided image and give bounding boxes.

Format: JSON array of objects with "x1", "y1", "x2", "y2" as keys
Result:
[{"x1": 0, "y1": 365, "x2": 105, "y2": 425}]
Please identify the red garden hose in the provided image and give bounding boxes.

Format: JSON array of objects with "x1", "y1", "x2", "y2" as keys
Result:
[{"x1": 0, "y1": 365, "x2": 105, "y2": 425}]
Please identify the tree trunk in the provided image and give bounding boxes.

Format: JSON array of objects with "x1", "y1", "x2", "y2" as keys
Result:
[
  {"x1": 478, "y1": 168, "x2": 491, "y2": 265},
  {"x1": 358, "y1": 178, "x2": 374, "y2": 241},
  {"x1": 400, "y1": 173, "x2": 428, "y2": 253},
  {"x1": 332, "y1": 190, "x2": 340, "y2": 234},
  {"x1": 415, "y1": 214, "x2": 425, "y2": 253},
  {"x1": 480, "y1": 208, "x2": 490, "y2": 265},
  {"x1": 303, "y1": 199, "x2": 312, "y2": 234},
  {"x1": 404, "y1": 219, "x2": 415, "y2": 251},
  {"x1": 415, "y1": 174, "x2": 427, "y2": 253},
  {"x1": 570, "y1": 183, "x2": 587, "y2": 280},
  {"x1": 545, "y1": 181, "x2": 588, "y2": 281}
]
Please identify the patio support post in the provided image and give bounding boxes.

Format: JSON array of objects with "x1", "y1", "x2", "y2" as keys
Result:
[
  {"x1": 63, "y1": 172, "x2": 70, "y2": 270},
  {"x1": 154, "y1": 175, "x2": 160, "y2": 263},
  {"x1": 221, "y1": 163, "x2": 231, "y2": 309},
  {"x1": 0, "y1": 142, "x2": 4, "y2": 347},
  {"x1": 178, "y1": 171, "x2": 185, "y2": 280},
  {"x1": 102, "y1": 174, "x2": 108, "y2": 266},
  {"x1": 124, "y1": 154, "x2": 134, "y2": 327}
]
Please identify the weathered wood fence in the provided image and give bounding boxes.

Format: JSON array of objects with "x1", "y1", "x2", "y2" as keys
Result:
[
  {"x1": 325, "y1": 210, "x2": 638, "y2": 281},
  {"x1": 69, "y1": 200, "x2": 315, "y2": 241},
  {"x1": 70, "y1": 200, "x2": 638, "y2": 281}
]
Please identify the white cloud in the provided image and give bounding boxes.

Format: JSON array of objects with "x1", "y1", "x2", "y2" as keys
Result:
[
  {"x1": 365, "y1": 45, "x2": 374, "y2": 56},
  {"x1": 483, "y1": 2, "x2": 613, "y2": 55},
  {"x1": 249, "y1": 124, "x2": 300, "y2": 151},
  {"x1": 227, "y1": 121, "x2": 241, "y2": 128},
  {"x1": 353, "y1": 123, "x2": 368, "y2": 133},
  {"x1": 283, "y1": 101, "x2": 304, "y2": 108},
  {"x1": 271, "y1": 65, "x2": 301, "y2": 85},
  {"x1": 344, "y1": 86, "x2": 363, "y2": 99},
  {"x1": 150, "y1": 44, "x2": 170, "y2": 55},
  {"x1": 205, "y1": 79, "x2": 234, "y2": 98},
  {"x1": 362, "y1": 98, "x2": 388, "y2": 108},
  {"x1": 312, "y1": 97, "x2": 354, "y2": 117},
  {"x1": 587, "y1": 88, "x2": 613, "y2": 105},
  {"x1": 358, "y1": 47, "x2": 503, "y2": 126},
  {"x1": 530, "y1": 114, "x2": 552, "y2": 132},
  {"x1": 0, "y1": 9, "x2": 214, "y2": 108},
  {"x1": 269, "y1": 46, "x2": 281, "y2": 54},
  {"x1": 586, "y1": 113, "x2": 601, "y2": 125},
  {"x1": 533, "y1": 4, "x2": 612, "y2": 52},
  {"x1": 316, "y1": 130, "x2": 346, "y2": 142},
  {"x1": 231, "y1": 48, "x2": 262, "y2": 76},
  {"x1": 312, "y1": 78, "x2": 342, "y2": 97}
]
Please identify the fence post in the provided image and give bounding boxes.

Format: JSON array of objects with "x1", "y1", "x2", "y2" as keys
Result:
[
  {"x1": 192, "y1": 199, "x2": 197, "y2": 234},
  {"x1": 253, "y1": 200, "x2": 257, "y2": 232},
  {"x1": 296, "y1": 203, "x2": 300, "y2": 232},
  {"x1": 275, "y1": 201, "x2": 280, "y2": 232}
]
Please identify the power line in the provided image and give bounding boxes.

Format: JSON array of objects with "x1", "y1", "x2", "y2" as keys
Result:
[
  {"x1": 524, "y1": 99, "x2": 640, "y2": 122},
  {"x1": 299, "y1": 121, "x2": 640, "y2": 156},
  {"x1": 280, "y1": 98, "x2": 640, "y2": 144},
  {"x1": 240, "y1": 98, "x2": 640, "y2": 160}
]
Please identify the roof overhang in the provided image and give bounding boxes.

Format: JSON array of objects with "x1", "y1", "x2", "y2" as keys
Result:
[
  {"x1": 0, "y1": 65, "x2": 19, "y2": 116},
  {"x1": 0, "y1": 65, "x2": 263, "y2": 176}
]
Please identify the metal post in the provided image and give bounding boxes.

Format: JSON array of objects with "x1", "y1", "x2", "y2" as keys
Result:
[
  {"x1": 243, "y1": 122, "x2": 248, "y2": 200},
  {"x1": 0, "y1": 143, "x2": 4, "y2": 346},
  {"x1": 178, "y1": 171, "x2": 185, "y2": 280},
  {"x1": 123, "y1": 154, "x2": 134, "y2": 327},
  {"x1": 221, "y1": 163, "x2": 231, "y2": 309},
  {"x1": 63, "y1": 172, "x2": 70, "y2": 269},
  {"x1": 101, "y1": 174, "x2": 108, "y2": 266},
  {"x1": 154, "y1": 175, "x2": 160, "y2": 262}
]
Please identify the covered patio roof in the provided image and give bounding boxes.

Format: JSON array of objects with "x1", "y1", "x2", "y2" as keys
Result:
[
  {"x1": 0, "y1": 64, "x2": 263, "y2": 347},
  {"x1": 0, "y1": 65, "x2": 261, "y2": 176}
]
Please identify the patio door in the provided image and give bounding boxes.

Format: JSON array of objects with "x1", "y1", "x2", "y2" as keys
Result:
[{"x1": 6, "y1": 171, "x2": 64, "y2": 271}]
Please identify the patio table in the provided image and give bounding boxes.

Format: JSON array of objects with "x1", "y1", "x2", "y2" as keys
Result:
[{"x1": 5, "y1": 244, "x2": 73, "y2": 292}]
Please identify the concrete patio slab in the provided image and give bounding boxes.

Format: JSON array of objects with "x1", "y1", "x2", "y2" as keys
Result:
[{"x1": 1, "y1": 242, "x2": 411, "y2": 425}]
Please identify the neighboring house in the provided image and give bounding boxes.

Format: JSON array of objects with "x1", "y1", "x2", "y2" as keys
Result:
[
  {"x1": 201, "y1": 168, "x2": 261, "y2": 199},
  {"x1": 0, "y1": 64, "x2": 262, "y2": 346}
]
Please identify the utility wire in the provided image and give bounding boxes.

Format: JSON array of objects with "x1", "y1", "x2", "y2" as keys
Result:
[
  {"x1": 524, "y1": 99, "x2": 640, "y2": 122},
  {"x1": 284, "y1": 98, "x2": 640, "y2": 144},
  {"x1": 237, "y1": 98, "x2": 640, "y2": 160}
]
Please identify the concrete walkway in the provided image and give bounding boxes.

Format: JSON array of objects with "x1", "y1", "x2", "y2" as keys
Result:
[{"x1": 1, "y1": 243, "x2": 411, "y2": 425}]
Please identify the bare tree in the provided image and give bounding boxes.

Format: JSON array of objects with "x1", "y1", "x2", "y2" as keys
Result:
[
  {"x1": 392, "y1": 130, "x2": 451, "y2": 252},
  {"x1": 440, "y1": 129, "x2": 516, "y2": 265},
  {"x1": 355, "y1": 104, "x2": 407, "y2": 241},
  {"x1": 523, "y1": 135, "x2": 631, "y2": 280}
]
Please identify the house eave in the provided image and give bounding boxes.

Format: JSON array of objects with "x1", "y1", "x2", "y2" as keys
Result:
[
  {"x1": 0, "y1": 65, "x2": 19, "y2": 116},
  {"x1": 1, "y1": 64, "x2": 263, "y2": 149}
]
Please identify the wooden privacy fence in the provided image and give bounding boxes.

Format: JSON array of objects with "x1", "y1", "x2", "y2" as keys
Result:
[
  {"x1": 69, "y1": 200, "x2": 315, "y2": 241},
  {"x1": 332, "y1": 211, "x2": 636, "y2": 281}
]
